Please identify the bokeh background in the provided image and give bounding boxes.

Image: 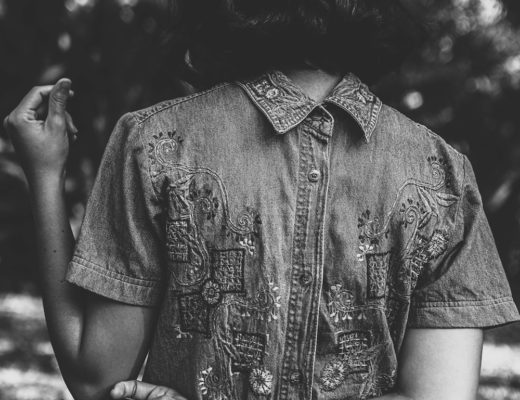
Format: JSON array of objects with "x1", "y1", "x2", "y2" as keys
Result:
[{"x1": 0, "y1": 0, "x2": 520, "y2": 399}]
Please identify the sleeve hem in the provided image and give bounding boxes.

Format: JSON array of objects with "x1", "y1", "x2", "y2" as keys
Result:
[
  {"x1": 408, "y1": 297, "x2": 520, "y2": 329},
  {"x1": 65, "y1": 256, "x2": 164, "y2": 307}
]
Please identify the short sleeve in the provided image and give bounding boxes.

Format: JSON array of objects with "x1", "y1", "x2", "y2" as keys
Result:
[
  {"x1": 408, "y1": 155, "x2": 520, "y2": 328},
  {"x1": 65, "y1": 113, "x2": 166, "y2": 306}
]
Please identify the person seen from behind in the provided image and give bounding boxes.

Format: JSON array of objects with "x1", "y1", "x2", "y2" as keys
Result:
[{"x1": 4, "y1": 1, "x2": 520, "y2": 399}]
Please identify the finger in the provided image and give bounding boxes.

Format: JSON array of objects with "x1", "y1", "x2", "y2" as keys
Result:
[
  {"x1": 47, "y1": 78, "x2": 72, "y2": 130},
  {"x1": 65, "y1": 112, "x2": 79, "y2": 135},
  {"x1": 34, "y1": 90, "x2": 74, "y2": 120},
  {"x1": 17, "y1": 85, "x2": 54, "y2": 112},
  {"x1": 110, "y1": 380, "x2": 182, "y2": 400},
  {"x1": 3, "y1": 114, "x2": 10, "y2": 131}
]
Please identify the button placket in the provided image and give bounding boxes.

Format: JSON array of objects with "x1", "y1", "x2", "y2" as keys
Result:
[
  {"x1": 278, "y1": 110, "x2": 334, "y2": 400},
  {"x1": 302, "y1": 109, "x2": 334, "y2": 399},
  {"x1": 278, "y1": 130, "x2": 316, "y2": 399}
]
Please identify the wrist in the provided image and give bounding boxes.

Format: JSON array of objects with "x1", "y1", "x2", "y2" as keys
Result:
[{"x1": 27, "y1": 169, "x2": 67, "y2": 195}]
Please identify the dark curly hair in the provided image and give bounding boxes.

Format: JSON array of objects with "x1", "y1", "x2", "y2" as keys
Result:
[{"x1": 167, "y1": 0, "x2": 427, "y2": 87}]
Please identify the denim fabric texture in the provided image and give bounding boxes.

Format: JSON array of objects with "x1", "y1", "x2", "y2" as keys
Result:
[{"x1": 66, "y1": 70, "x2": 520, "y2": 400}]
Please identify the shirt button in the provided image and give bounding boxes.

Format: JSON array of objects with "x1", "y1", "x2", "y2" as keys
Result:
[
  {"x1": 289, "y1": 371, "x2": 302, "y2": 384},
  {"x1": 300, "y1": 272, "x2": 312, "y2": 287},
  {"x1": 308, "y1": 169, "x2": 320, "y2": 182}
]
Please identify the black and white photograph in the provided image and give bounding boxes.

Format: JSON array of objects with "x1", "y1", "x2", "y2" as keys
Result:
[{"x1": 0, "y1": 0, "x2": 519, "y2": 399}]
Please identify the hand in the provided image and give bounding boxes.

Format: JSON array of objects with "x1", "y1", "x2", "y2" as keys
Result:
[
  {"x1": 3, "y1": 78, "x2": 78, "y2": 184},
  {"x1": 111, "y1": 380, "x2": 189, "y2": 400}
]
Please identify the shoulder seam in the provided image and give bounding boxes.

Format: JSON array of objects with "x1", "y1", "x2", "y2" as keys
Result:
[{"x1": 132, "y1": 83, "x2": 231, "y2": 125}]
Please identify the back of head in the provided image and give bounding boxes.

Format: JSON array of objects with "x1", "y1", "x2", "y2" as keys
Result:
[{"x1": 168, "y1": 0, "x2": 427, "y2": 87}]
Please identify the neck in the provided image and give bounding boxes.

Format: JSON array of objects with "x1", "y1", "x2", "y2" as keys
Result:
[{"x1": 280, "y1": 68, "x2": 342, "y2": 103}]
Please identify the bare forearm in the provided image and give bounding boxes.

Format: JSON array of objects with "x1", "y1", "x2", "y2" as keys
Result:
[{"x1": 29, "y1": 175, "x2": 86, "y2": 377}]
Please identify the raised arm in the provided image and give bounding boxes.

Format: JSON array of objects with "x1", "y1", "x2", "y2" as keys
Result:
[{"x1": 3, "y1": 80, "x2": 158, "y2": 400}]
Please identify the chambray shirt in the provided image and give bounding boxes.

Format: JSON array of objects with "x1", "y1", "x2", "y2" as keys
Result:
[{"x1": 66, "y1": 71, "x2": 520, "y2": 400}]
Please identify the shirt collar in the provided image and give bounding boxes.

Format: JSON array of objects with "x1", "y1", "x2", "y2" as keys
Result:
[{"x1": 238, "y1": 70, "x2": 382, "y2": 142}]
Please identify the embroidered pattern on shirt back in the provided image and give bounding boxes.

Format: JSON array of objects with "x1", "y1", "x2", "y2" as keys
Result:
[{"x1": 356, "y1": 155, "x2": 460, "y2": 346}]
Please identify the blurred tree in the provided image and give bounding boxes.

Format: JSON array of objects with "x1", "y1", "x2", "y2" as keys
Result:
[
  {"x1": 377, "y1": 0, "x2": 520, "y2": 303},
  {"x1": 0, "y1": 0, "x2": 519, "y2": 304}
]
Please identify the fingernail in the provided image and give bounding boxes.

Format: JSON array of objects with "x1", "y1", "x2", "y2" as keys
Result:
[{"x1": 60, "y1": 80, "x2": 71, "y2": 91}]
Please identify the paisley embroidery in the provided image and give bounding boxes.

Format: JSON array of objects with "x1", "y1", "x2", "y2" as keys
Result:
[
  {"x1": 357, "y1": 156, "x2": 458, "y2": 298},
  {"x1": 188, "y1": 179, "x2": 220, "y2": 221},
  {"x1": 166, "y1": 168, "x2": 261, "y2": 288},
  {"x1": 227, "y1": 207, "x2": 262, "y2": 256},
  {"x1": 148, "y1": 130, "x2": 183, "y2": 166}
]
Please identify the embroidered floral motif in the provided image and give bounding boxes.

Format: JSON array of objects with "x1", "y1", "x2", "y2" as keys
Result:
[
  {"x1": 198, "y1": 367, "x2": 228, "y2": 400},
  {"x1": 235, "y1": 280, "x2": 281, "y2": 322},
  {"x1": 174, "y1": 324, "x2": 193, "y2": 340},
  {"x1": 319, "y1": 358, "x2": 348, "y2": 392},
  {"x1": 229, "y1": 207, "x2": 262, "y2": 256},
  {"x1": 357, "y1": 243, "x2": 375, "y2": 262},
  {"x1": 357, "y1": 209, "x2": 388, "y2": 254},
  {"x1": 168, "y1": 168, "x2": 262, "y2": 265},
  {"x1": 229, "y1": 331, "x2": 266, "y2": 372},
  {"x1": 356, "y1": 156, "x2": 459, "y2": 300},
  {"x1": 201, "y1": 280, "x2": 223, "y2": 306},
  {"x1": 320, "y1": 331, "x2": 383, "y2": 393},
  {"x1": 249, "y1": 367, "x2": 273, "y2": 396},
  {"x1": 398, "y1": 229, "x2": 450, "y2": 292},
  {"x1": 148, "y1": 130, "x2": 183, "y2": 166},
  {"x1": 427, "y1": 229, "x2": 449, "y2": 258},
  {"x1": 326, "y1": 284, "x2": 355, "y2": 323}
]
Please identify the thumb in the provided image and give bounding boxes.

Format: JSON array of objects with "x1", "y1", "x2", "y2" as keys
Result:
[
  {"x1": 110, "y1": 380, "x2": 183, "y2": 400},
  {"x1": 47, "y1": 78, "x2": 72, "y2": 130}
]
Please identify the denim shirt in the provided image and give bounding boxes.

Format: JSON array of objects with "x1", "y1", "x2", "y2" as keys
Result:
[{"x1": 66, "y1": 70, "x2": 520, "y2": 400}]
